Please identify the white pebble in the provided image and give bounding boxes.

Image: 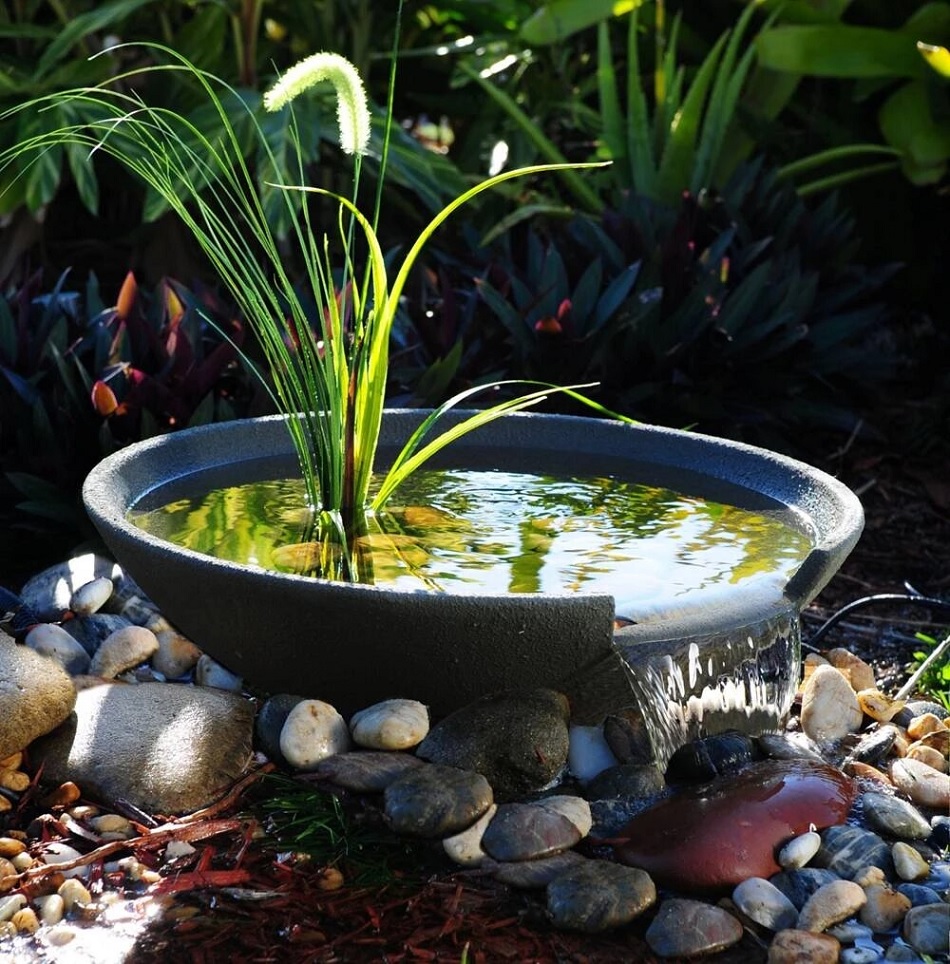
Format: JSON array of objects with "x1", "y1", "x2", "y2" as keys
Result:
[
  {"x1": 732, "y1": 877, "x2": 798, "y2": 931},
  {"x1": 89, "y1": 625, "x2": 159, "y2": 679},
  {"x1": 800, "y1": 664, "x2": 864, "y2": 743},
  {"x1": 194, "y1": 654, "x2": 243, "y2": 692},
  {"x1": 537, "y1": 795, "x2": 592, "y2": 838},
  {"x1": 280, "y1": 699, "x2": 351, "y2": 770},
  {"x1": 40, "y1": 842, "x2": 88, "y2": 879},
  {"x1": 69, "y1": 577, "x2": 114, "y2": 616},
  {"x1": 568, "y1": 724, "x2": 619, "y2": 783},
  {"x1": 33, "y1": 894, "x2": 64, "y2": 926},
  {"x1": 90, "y1": 814, "x2": 133, "y2": 838},
  {"x1": 24, "y1": 623, "x2": 91, "y2": 675},
  {"x1": 43, "y1": 924, "x2": 77, "y2": 947},
  {"x1": 349, "y1": 699, "x2": 429, "y2": 750},
  {"x1": 165, "y1": 840, "x2": 197, "y2": 860},
  {"x1": 778, "y1": 830, "x2": 821, "y2": 869},
  {"x1": 442, "y1": 804, "x2": 497, "y2": 866},
  {"x1": 0, "y1": 894, "x2": 26, "y2": 922}
]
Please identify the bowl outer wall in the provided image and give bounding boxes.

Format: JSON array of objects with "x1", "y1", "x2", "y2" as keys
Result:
[{"x1": 82, "y1": 411, "x2": 863, "y2": 717}]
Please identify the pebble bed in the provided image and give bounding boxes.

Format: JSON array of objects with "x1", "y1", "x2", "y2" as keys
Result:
[{"x1": 0, "y1": 555, "x2": 948, "y2": 962}]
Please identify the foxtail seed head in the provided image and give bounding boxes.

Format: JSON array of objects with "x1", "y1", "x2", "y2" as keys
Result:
[{"x1": 263, "y1": 52, "x2": 371, "y2": 156}]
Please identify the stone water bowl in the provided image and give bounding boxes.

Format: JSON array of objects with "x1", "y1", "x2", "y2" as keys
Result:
[{"x1": 83, "y1": 411, "x2": 863, "y2": 764}]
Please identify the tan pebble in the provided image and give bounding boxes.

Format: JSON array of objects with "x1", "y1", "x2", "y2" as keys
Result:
[
  {"x1": 315, "y1": 866, "x2": 344, "y2": 892},
  {"x1": 89, "y1": 625, "x2": 159, "y2": 679},
  {"x1": 915, "y1": 728, "x2": 950, "y2": 758},
  {"x1": 151, "y1": 629, "x2": 202, "y2": 679},
  {"x1": 0, "y1": 858, "x2": 16, "y2": 893},
  {"x1": 67, "y1": 805, "x2": 99, "y2": 821},
  {"x1": 0, "y1": 920, "x2": 15, "y2": 938},
  {"x1": 826, "y1": 649, "x2": 877, "y2": 693},
  {"x1": 881, "y1": 724, "x2": 910, "y2": 757},
  {"x1": 797, "y1": 879, "x2": 866, "y2": 932},
  {"x1": 57, "y1": 879, "x2": 91, "y2": 911},
  {"x1": 10, "y1": 853, "x2": 33, "y2": 873},
  {"x1": 891, "y1": 757, "x2": 950, "y2": 808},
  {"x1": 843, "y1": 760, "x2": 893, "y2": 786},
  {"x1": 906, "y1": 743, "x2": 948, "y2": 773},
  {"x1": 0, "y1": 753, "x2": 22, "y2": 772},
  {"x1": 853, "y1": 865, "x2": 886, "y2": 888},
  {"x1": 907, "y1": 714, "x2": 948, "y2": 741},
  {"x1": 90, "y1": 814, "x2": 133, "y2": 837},
  {"x1": 799, "y1": 654, "x2": 830, "y2": 690},
  {"x1": 0, "y1": 771, "x2": 30, "y2": 793},
  {"x1": 857, "y1": 689, "x2": 906, "y2": 723},
  {"x1": 0, "y1": 838, "x2": 25, "y2": 859},
  {"x1": 859, "y1": 883, "x2": 911, "y2": 933},
  {"x1": 893, "y1": 842, "x2": 931, "y2": 881},
  {"x1": 42, "y1": 782, "x2": 81, "y2": 808},
  {"x1": 443, "y1": 804, "x2": 497, "y2": 867},
  {"x1": 767, "y1": 929, "x2": 840, "y2": 963},
  {"x1": 801, "y1": 665, "x2": 864, "y2": 742},
  {"x1": 0, "y1": 798, "x2": 11, "y2": 814},
  {"x1": 11, "y1": 907, "x2": 39, "y2": 934}
]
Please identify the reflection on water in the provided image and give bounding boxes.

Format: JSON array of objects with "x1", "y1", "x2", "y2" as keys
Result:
[{"x1": 131, "y1": 469, "x2": 813, "y2": 612}]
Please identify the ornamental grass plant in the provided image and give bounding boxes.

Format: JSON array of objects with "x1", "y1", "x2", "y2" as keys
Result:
[{"x1": 0, "y1": 4, "x2": 612, "y2": 577}]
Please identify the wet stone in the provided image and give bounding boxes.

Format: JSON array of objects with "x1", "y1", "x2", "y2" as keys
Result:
[
  {"x1": 489, "y1": 850, "x2": 588, "y2": 889},
  {"x1": 585, "y1": 763, "x2": 665, "y2": 802},
  {"x1": 645, "y1": 898, "x2": 743, "y2": 957},
  {"x1": 481, "y1": 801, "x2": 582, "y2": 862},
  {"x1": 383, "y1": 764, "x2": 492, "y2": 838},
  {"x1": 890, "y1": 758, "x2": 950, "y2": 810},
  {"x1": 769, "y1": 868, "x2": 840, "y2": 911},
  {"x1": 732, "y1": 877, "x2": 799, "y2": 931},
  {"x1": 756, "y1": 732, "x2": 825, "y2": 764},
  {"x1": 849, "y1": 728, "x2": 899, "y2": 767},
  {"x1": 665, "y1": 730, "x2": 759, "y2": 783},
  {"x1": 800, "y1": 665, "x2": 864, "y2": 743},
  {"x1": 929, "y1": 815, "x2": 950, "y2": 849},
  {"x1": 892, "y1": 842, "x2": 931, "y2": 882},
  {"x1": 777, "y1": 830, "x2": 822, "y2": 870},
  {"x1": 309, "y1": 751, "x2": 425, "y2": 793},
  {"x1": 861, "y1": 792, "x2": 932, "y2": 841},
  {"x1": 902, "y1": 903, "x2": 950, "y2": 956},
  {"x1": 892, "y1": 701, "x2": 950, "y2": 729},
  {"x1": 840, "y1": 946, "x2": 884, "y2": 964},
  {"x1": 859, "y1": 882, "x2": 911, "y2": 933},
  {"x1": 602, "y1": 708, "x2": 655, "y2": 765},
  {"x1": 547, "y1": 860, "x2": 656, "y2": 934},
  {"x1": 589, "y1": 797, "x2": 660, "y2": 838},
  {"x1": 815, "y1": 825, "x2": 893, "y2": 879},
  {"x1": 416, "y1": 688, "x2": 570, "y2": 801}
]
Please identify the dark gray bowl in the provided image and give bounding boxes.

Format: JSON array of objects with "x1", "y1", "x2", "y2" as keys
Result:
[{"x1": 83, "y1": 411, "x2": 863, "y2": 742}]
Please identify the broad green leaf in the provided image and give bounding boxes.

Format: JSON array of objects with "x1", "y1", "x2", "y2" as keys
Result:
[
  {"x1": 521, "y1": 0, "x2": 643, "y2": 45},
  {"x1": 176, "y1": 4, "x2": 228, "y2": 72},
  {"x1": 751, "y1": 0, "x2": 854, "y2": 24},
  {"x1": 755, "y1": 26, "x2": 930, "y2": 79},
  {"x1": 879, "y1": 82, "x2": 950, "y2": 183}
]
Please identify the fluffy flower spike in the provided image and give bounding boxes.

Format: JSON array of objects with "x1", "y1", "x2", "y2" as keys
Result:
[{"x1": 263, "y1": 52, "x2": 371, "y2": 156}]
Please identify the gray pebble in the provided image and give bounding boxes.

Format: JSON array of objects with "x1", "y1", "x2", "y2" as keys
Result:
[
  {"x1": 644, "y1": 897, "x2": 742, "y2": 956},
  {"x1": 861, "y1": 792, "x2": 932, "y2": 841},
  {"x1": 896, "y1": 883, "x2": 945, "y2": 907},
  {"x1": 195, "y1": 654, "x2": 242, "y2": 692},
  {"x1": 902, "y1": 903, "x2": 950, "y2": 957},
  {"x1": 309, "y1": 752, "x2": 425, "y2": 793},
  {"x1": 89, "y1": 626, "x2": 159, "y2": 679},
  {"x1": 383, "y1": 764, "x2": 492, "y2": 838},
  {"x1": 255, "y1": 693, "x2": 307, "y2": 766},
  {"x1": 584, "y1": 763, "x2": 664, "y2": 802},
  {"x1": 814, "y1": 825, "x2": 893, "y2": 879},
  {"x1": 732, "y1": 877, "x2": 798, "y2": 931},
  {"x1": 481, "y1": 802, "x2": 582, "y2": 862},
  {"x1": 548, "y1": 860, "x2": 656, "y2": 934},
  {"x1": 489, "y1": 851, "x2": 588, "y2": 889},
  {"x1": 24, "y1": 623, "x2": 90, "y2": 675},
  {"x1": 63, "y1": 614, "x2": 131, "y2": 657},
  {"x1": 769, "y1": 868, "x2": 839, "y2": 910}
]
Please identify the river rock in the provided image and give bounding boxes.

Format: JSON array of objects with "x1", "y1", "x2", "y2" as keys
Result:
[
  {"x1": 757, "y1": 732, "x2": 825, "y2": 763},
  {"x1": 797, "y1": 879, "x2": 867, "y2": 932},
  {"x1": 31, "y1": 681, "x2": 254, "y2": 814},
  {"x1": 19, "y1": 555, "x2": 123, "y2": 622},
  {"x1": 902, "y1": 903, "x2": 950, "y2": 956},
  {"x1": 567, "y1": 723, "x2": 618, "y2": 782},
  {"x1": 481, "y1": 800, "x2": 583, "y2": 862},
  {"x1": 892, "y1": 842, "x2": 931, "y2": 881},
  {"x1": 89, "y1": 626, "x2": 159, "y2": 679},
  {"x1": 859, "y1": 882, "x2": 911, "y2": 932},
  {"x1": 814, "y1": 825, "x2": 893, "y2": 879},
  {"x1": 151, "y1": 627, "x2": 202, "y2": 679},
  {"x1": 777, "y1": 830, "x2": 822, "y2": 870},
  {"x1": 442, "y1": 804, "x2": 496, "y2": 866},
  {"x1": 255, "y1": 693, "x2": 306, "y2": 766},
  {"x1": 585, "y1": 763, "x2": 665, "y2": 802},
  {"x1": 309, "y1": 751, "x2": 425, "y2": 793},
  {"x1": 279, "y1": 700, "x2": 351, "y2": 770},
  {"x1": 826, "y1": 648, "x2": 877, "y2": 693},
  {"x1": 848, "y1": 727, "x2": 899, "y2": 767},
  {"x1": 383, "y1": 764, "x2": 492, "y2": 838},
  {"x1": 861, "y1": 792, "x2": 932, "y2": 840},
  {"x1": 602, "y1": 707, "x2": 655, "y2": 765},
  {"x1": 349, "y1": 699, "x2": 429, "y2": 750},
  {"x1": 896, "y1": 883, "x2": 945, "y2": 906},
  {"x1": 769, "y1": 868, "x2": 842, "y2": 910},
  {"x1": 616, "y1": 760, "x2": 854, "y2": 891},
  {"x1": 767, "y1": 929, "x2": 840, "y2": 964},
  {"x1": 63, "y1": 614, "x2": 131, "y2": 657},
  {"x1": 547, "y1": 860, "x2": 656, "y2": 933},
  {"x1": 68, "y1": 578, "x2": 114, "y2": 617},
  {"x1": 800, "y1": 665, "x2": 864, "y2": 743},
  {"x1": 24, "y1": 624, "x2": 90, "y2": 676},
  {"x1": 890, "y1": 758, "x2": 950, "y2": 809},
  {"x1": 732, "y1": 877, "x2": 799, "y2": 931},
  {"x1": 489, "y1": 850, "x2": 588, "y2": 889},
  {"x1": 416, "y1": 689, "x2": 570, "y2": 800},
  {"x1": 0, "y1": 635, "x2": 76, "y2": 759},
  {"x1": 194, "y1": 655, "x2": 242, "y2": 692},
  {"x1": 644, "y1": 898, "x2": 742, "y2": 957}
]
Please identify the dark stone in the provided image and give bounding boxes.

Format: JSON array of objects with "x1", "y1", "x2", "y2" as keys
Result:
[
  {"x1": 546, "y1": 860, "x2": 656, "y2": 933},
  {"x1": 63, "y1": 614, "x2": 132, "y2": 657},
  {"x1": 928, "y1": 815, "x2": 950, "y2": 850},
  {"x1": 255, "y1": 693, "x2": 307, "y2": 767},
  {"x1": 847, "y1": 727, "x2": 898, "y2": 766},
  {"x1": 665, "y1": 730, "x2": 759, "y2": 783},
  {"x1": 892, "y1": 700, "x2": 950, "y2": 728},
  {"x1": 481, "y1": 802, "x2": 581, "y2": 862},
  {"x1": 897, "y1": 883, "x2": 945, "y2": 907},
  {"x1": 769, "y1": 868, "x2": 839, "y2": 910},
  {"x1": 585, "y1": 764, "x2": 665, "y2": 803},
  {"x1": 308, "y1": 751, "x2": 425, "y2": 793},
  {"x1": 814, "y1": 824, "x2": 893, "y2": 879},
  {"x1": 489, "y1": 851, "x2": 588, "y2": 889},
  {"x1": 383, "y1": 764, "x2": 492, "y2": 838},
  {"x1": 416, "y1": 689, "x2": 570, "y2": 801},
  {"x1": 615, "y1": 760, "x2": 855, "y2": 892},
  {"x1": 645, "y1": 898, "x2": 743, "y2": 957},
  {"x1": 603, "y1": 708, "x2": 655, "y2": 765}
]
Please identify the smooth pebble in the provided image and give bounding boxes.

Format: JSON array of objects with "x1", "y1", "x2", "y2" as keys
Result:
[
  {"x1": 892, "y1": 842, "x2": 931, "y2": 881},
  {"x1": 24, "y1": 623, "x2": 91, "y2": 675},
  {"x1": 800, "y1": 665, "x2": 864, "y2": 742},
  {"x1": 902, "y1": 903, "x2": 949, "y2": 956},
  {"x1": 768, "y1": 929, "x2": 840, "y2": 964},
  {"x1": 645, "y1": 898, "x2": 742, "y2": 957},
  {"x1": 890, "y1": 758, "x2": 950, "y2": 809},
  {"x1": 69, "y1": 577, "x2": 114, "y2": 616},
  {"x1": 797, "y1": 879, "x2": 867, "y2": 932},
  {"x1": 279, "y1": 700, "x2": 351, "y2": 770},
  {"x1": 349, "y1": 699, "x2": 429, "y2": 750},
  {"x1": 89, "y1": 625, "x2": 159, "y2": 679},
  {"x1": 732, "y1": 877, "x2": 799, "y2": 931},
  {"x1": 567, "y1": 723, "x2": 619, "y2": 782},
  {"x1": 862, "y1": 792, "x2": 932, "y2": 841},
  {"x1": 194, "y1": 654, "x2": 243, "y2": 692},
  {"x1": 778, "y1": 830, "x2": 821, "y2": 869},
  {"x1": 442, "y1": 804, "x2": 496, "y2": 866}
]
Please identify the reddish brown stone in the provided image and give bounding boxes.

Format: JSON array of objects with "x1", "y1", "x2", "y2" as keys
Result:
[{"x1": 615, "y1": 760, "x2": 855, "y2": 892}]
